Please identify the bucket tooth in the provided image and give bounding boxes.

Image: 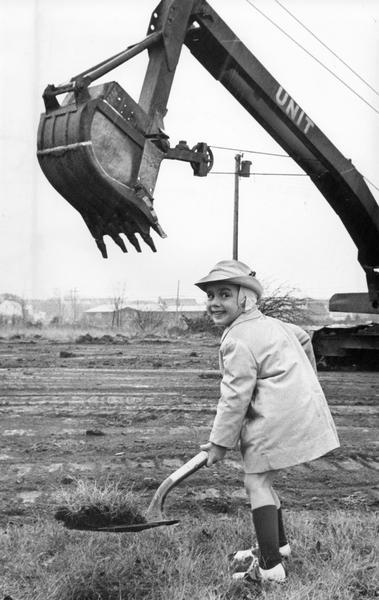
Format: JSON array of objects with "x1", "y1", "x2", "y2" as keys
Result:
[
  {"x1": 125, "y1": 231, "x2": 142, "y2": 253},
  {"x1": 140, "y1": 232, "x2": 157, "y2": 252},
  {"x1": 151, "y1": 222, "x2": 167, "y2": 239},
  {"x1": 112, "y1": 234, "x2": 128, "y2": 253},
  {"x1": 96, "y1": 238, "x2": 108, "y2": 258}
]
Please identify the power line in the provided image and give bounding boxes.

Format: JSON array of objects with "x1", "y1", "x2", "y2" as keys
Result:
[
  {"x1": 210, "y1": 145, "x2": 379, "y2": 190},
  {"x1": 364, "y1": 176, "x2": 379, "y2": 193},
  {"x1": 211, "y1": 170, "x2": 379, "y2": 189},
  {"x1": 243, "y1": 0, "x2": 379, "y2": 115},
  {"x1": 210, "y1": 144, "x2": 290, "y2": 157},
  {"x1": 210, "y1": 171, "x2": 308, "y2": 176},
  {"x1": 273, "y1": 0, "x2": 379, "y2": 97}
]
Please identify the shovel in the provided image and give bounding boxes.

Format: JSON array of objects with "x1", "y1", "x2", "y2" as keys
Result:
[{"x1": 71, "y1": 451, "x2": 208, "y2": 533}]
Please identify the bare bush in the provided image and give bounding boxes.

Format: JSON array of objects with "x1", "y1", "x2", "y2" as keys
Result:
[
  {"x1": 182, "y1": 312, "x2": 221, "y2": 335},
  {"x1": 132, "y1": 310, "x2": 164, "y2": 335},
  {"x1": 258, "y1": 283, "x2": 310, "y2": 324}
]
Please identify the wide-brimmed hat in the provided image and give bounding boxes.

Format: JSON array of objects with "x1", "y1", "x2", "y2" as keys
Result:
[{"x1": 195, "y1": 260, "x2": 263, "y2": 299}]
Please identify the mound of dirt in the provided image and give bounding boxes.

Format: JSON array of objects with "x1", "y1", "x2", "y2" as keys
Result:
[
  {"x1": 75, "y1": 333, "x2": 130, "y2": 345},
  {"x1": 54, "y1": 504, "x2": 146, "y2": 529},
  {"x1": 75, "y1": 333, "x2": 95, "y2": 344}
]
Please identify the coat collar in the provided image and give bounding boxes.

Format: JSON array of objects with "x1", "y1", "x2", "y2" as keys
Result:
[{"x1": 220, "y1": 307, "x2": 262, "y2": 342}]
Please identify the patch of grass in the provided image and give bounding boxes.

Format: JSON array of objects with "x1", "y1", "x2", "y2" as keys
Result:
[
  {"x1": 54, "y1": 479, "x2": 146, "y2": 529},
  {"x1": 0, "y1": 510, "x2": 377, "y2": 600}
]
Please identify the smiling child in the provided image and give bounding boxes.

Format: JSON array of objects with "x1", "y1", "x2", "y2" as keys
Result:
[{"x1": 196, "y1": 259, "x2": 339, "y2": 584}]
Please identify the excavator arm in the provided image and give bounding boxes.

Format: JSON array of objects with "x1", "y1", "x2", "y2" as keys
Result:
[{"x1": 37, "y1": 0, "x2": 379, "y2": 312}]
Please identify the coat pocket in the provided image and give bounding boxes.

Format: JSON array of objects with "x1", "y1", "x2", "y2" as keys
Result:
[{"x1": 245, "y1": 403, "x2": 261, "y2": 420}]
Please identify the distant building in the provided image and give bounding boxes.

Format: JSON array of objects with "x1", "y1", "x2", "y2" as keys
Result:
[
  {"x1": 83, "y1": 303, "x2": 135, "y2": 329},
  {"x1": 83, "y1": 297, "x2": 206, "y2": 333}
]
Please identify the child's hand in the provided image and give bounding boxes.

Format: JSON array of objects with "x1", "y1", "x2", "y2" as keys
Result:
[{"x1": 200, "y1": 442, "x2": 227, "y2": 466}]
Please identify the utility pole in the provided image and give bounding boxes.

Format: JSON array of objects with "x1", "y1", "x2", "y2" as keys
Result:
[
  {"x1": 233, "y1": 154, "x2": 252, "y2": 260},
  {"x1": 233, "y1": 154, "x2": 241, "y2": 260},
  {"x1": 176, "y1": 280, "x2": 180, "y2": 325},
  {"x1": 69, "y1": 288, "x2": 79, "y2": 324},
  {"x1": 176, "y1": 280, "x2": 180, "y2": 312}
]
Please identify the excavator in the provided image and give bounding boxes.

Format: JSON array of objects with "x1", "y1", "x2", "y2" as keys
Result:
[{"x1": 37, "y1": 0, "x2": 379, "y2": 364}]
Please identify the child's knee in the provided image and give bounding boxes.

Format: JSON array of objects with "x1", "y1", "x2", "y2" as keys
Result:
[
  {"x1": 244, "y1": 472, "x2": 275, "y2": 507},
  {"x1": 244, "y1": 473, "x2": 267, "y2": 496}
]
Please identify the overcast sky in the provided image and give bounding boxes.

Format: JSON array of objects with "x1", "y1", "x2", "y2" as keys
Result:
[{"x1": 0, "y1": 0, "x2": 378, "y2": 301}]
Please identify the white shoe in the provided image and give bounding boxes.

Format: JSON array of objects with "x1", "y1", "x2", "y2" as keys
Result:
[
  {"x1": 257, "y1": 562, "x2": 287, "y2": 583},
  {"x1": 231, "y1": 542, "x2": 291, "y2": 564},
  {"x1": 233, "y1": 562, "x2": 287, "y2": 584},
  {"x1": 278, "y1": 543, "x2": 291, "y2": 558}
]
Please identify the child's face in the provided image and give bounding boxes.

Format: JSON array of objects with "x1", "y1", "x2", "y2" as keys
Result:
[{"x1": 205, "y1": 283, "x2": 242, "y2": 327}]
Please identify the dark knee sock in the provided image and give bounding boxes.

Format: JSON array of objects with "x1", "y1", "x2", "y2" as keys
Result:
[
  {"x1": 252, "y1": 505, "x2": 281, "y2": 570},
  {"x1": 277, "y1": 507, "x2": 288, "y2": 548}
]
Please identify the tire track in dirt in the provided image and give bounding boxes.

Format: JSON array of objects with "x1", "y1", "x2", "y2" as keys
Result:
[{"x1": 0, "y1": 341, "x2": 378, "y2": 522}]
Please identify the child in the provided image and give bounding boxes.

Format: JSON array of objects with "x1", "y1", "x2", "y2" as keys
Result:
[{"x1": 196, "y1": 259, "x2": 340, "y2": 584}]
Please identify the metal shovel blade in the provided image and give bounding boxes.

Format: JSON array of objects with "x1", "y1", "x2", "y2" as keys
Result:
[
  {"x1": 62, "y1": 518, "x2": 179, "y2": 533},
  {"x1": 95, "y1": 519, "x2": 180, "y2": 532}
]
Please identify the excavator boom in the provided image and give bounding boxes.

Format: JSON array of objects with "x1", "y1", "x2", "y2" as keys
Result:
[{"x1": 37, "y1": 0, "x2": 379, "y2": 311}]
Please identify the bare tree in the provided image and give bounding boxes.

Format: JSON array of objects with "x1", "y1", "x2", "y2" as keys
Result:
[
  {"x1": 0, "y1": 293, "x2": 29, "y2": 326},
  {"x1": 258, "y1": 282, "x2": 310, "y2": 324},
  {"x1": 157, "y1": 296, "x2": 168, "y2": 311},
  {"x1": 20, "y1": 296, "x2": 29, "y2": 325},
  {"x1": 132, "y1": 310, "x2": 164, "y2": 335},
  {"x1": 51, "y1": 289, "x2": 65, "y2": 325},
  {"x1": 67, "y1": 288, "x2": 79, "y2": 324},
  {"x1": 111, "y1": 283, "x2": 127, "y2": 329}
]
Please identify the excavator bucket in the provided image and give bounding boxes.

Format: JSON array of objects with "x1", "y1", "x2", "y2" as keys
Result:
[
  {"x1": 37, "y1": 81, "x2": 166, "y2": 257},
  {"x1": 36, "y1": 3, "x2": 216, "y2": 258}
]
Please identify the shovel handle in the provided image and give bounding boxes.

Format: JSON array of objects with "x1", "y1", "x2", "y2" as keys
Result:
[{"x1": 146, "y1": 451, "x2": 208, "y2": 520}]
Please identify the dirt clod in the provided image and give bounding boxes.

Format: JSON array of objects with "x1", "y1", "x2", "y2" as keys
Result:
[
  {"x1": 60, "y1": 476, "x2": 75, "y2": 485},
  {"x1": 59, "y1": 351, "x2": 75, "y2": 358},
  {"x1": 199, "y1": 372, "x2": 219, "y2": 379},
  {"x1": 75, "y1": 333, "x2": 94, "y2": 344}
]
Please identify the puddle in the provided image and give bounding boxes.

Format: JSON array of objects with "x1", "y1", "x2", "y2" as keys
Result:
[
  {"x1": 2, "y1": 428, "x2": 87, "y2": 437},
  {"x1": 13, "y1": 465, "x2": 32, "y2": 476},
  {"x1": 9, "y1": 462, "x2": 96, "y2": 476},
  {"x1": 310, "y1": 459, "x2": 339, "y2": 471},
  {"x1": 46, "y1": 463, "x2": 64, "y2": 473},
  {"x1": 336, "y1": 458, "x2": 362, "y2": 471},
  {"x1": 230, "y1": 489, "x2": 248, "y2": 500},
  {"x1": 224, "y1": 459, "x2": 243, "y2": 471},
  {"x1": 3, "y1": 430, "x2": 34, "y2": 437},
  {"x1": 67, "y1": 463, "x2": 94, "y2": 471},
  {"x1": 193, "y1": 488, "x2": 221, "y2": 500},
  {"x1": 162, "y1": 458, "x2": 182, "y2": 469},
  {"x1": 17, "y1": 491, "x2": 42, "y2": 503}
]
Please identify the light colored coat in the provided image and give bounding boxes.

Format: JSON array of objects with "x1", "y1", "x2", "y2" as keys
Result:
[{"x1": 209, "y1": 308, "x2": 340, "y2": 473}]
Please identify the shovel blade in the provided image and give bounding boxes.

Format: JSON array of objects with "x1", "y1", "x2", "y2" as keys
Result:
[
  {"x1": 95, "y1": 519, "x2": 179, "y2": 532},
  {"x1": 64, "y1": 519, "x2": 179, "y2": 533}
]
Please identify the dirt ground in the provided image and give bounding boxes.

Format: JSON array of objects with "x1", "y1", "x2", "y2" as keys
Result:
[{"x1": 0, "y1": 333, "x2": 378, "y2": 527}]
